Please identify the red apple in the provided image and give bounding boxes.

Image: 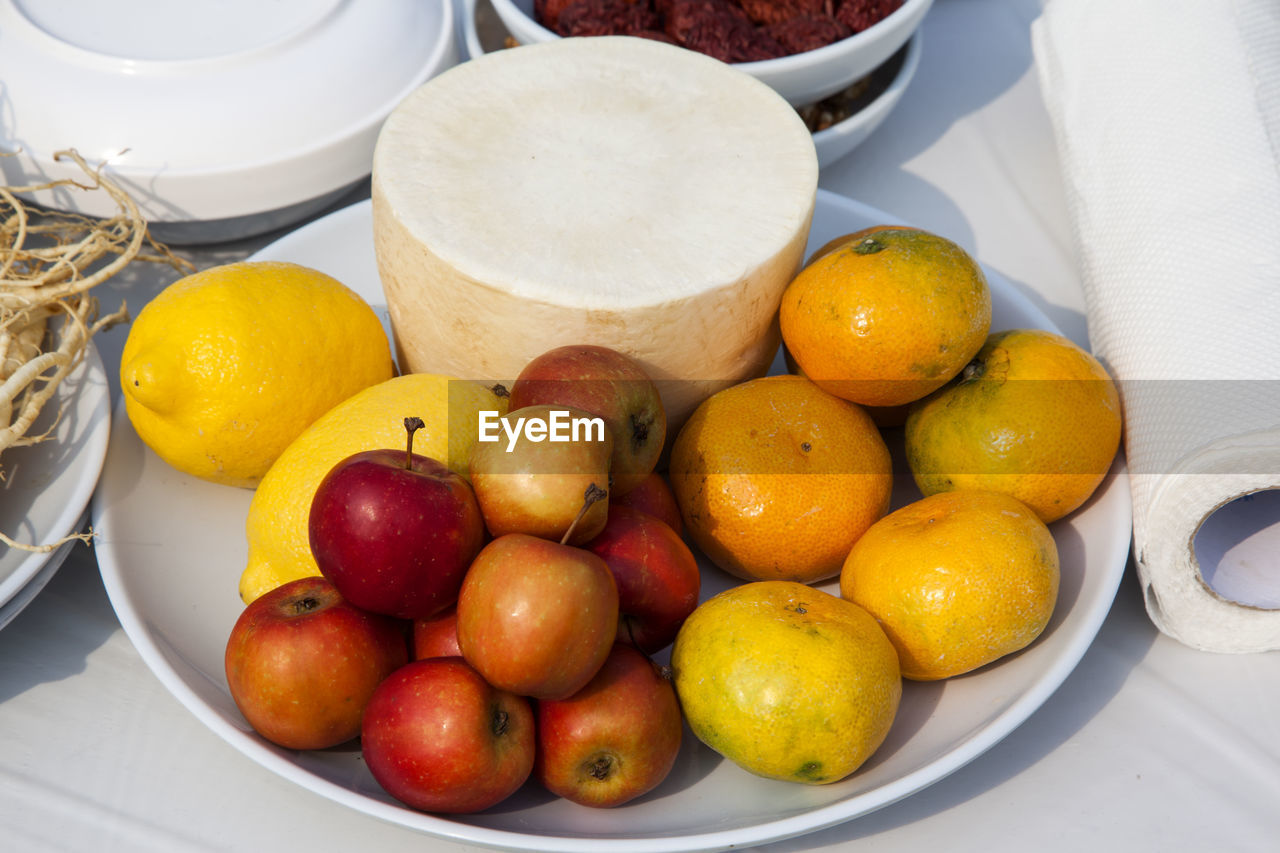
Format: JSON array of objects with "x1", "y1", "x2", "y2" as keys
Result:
[
  {"x1": 361, "y1": 657, "x2": 535, "y2": 814},
  {"x1": 536, "y1": 643, "x2": 683, "y2": 807},
  {"x1": 457, "y1": 530, "x2": 619, "y2": 700},
  {"x1": 224, "y1": 576, "x2": 408, "y2": 750},
  {"x1": 309, "y1": 417, "x2": 485, "y2": 620},
  {"x1": 611, "y1": 471, "x2": 683, "y2": 536},
  {"x1": 412, "y1": 606, "x2": 461, "y2": 659},
  {"x1": 508, "y1": 345, "x2": 666, "y2": 495},
  {"x1": 469, "y1": 404, "x2": 613, "y2": 545},
  {"x1": 585, "y1": 505, "x2": 701, "y2": 654}
]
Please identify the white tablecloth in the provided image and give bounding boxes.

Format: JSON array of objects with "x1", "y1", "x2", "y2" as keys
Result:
[{"x1": 3, "y1": 2, "x2": 1278, "y2": 851}]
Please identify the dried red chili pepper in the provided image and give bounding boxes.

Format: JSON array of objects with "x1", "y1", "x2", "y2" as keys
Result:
[
  {"x1": 664, "y1": 0, "x2": 787, "y2": 62},
  {"x1": 530, "y1": 0, "x2": 902, "y2": 63},
  {"x1": 553, "y1": 0, "x2": 661, "y2": 37},
  {"x1": 834, "y1": 0, "x2": 903, "y2": 33},
  {"x1": 764, "y1": 13, "x2": 850, "y2": 54},
  {"x1": 732, "y1": 0, "x2": 832, "y2": 28},
  {"x1": 534, "y1": 0, "x2": 576, "y2": 30}
]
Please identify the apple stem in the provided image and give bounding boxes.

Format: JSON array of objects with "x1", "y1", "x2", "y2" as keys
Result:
[
  {"x1": 560, "y1": 483, "x2": 607, "y2": 545},
  {"x1": 292, "y1": 597, "x2": 321, "y2": 616},
  {"x1": 402, "y1": 417, "x2": 425, "y2": 469},
  {"x1": 587, "y1": 754, "x2": 615, "y2": 781},
  {"x1": 491, "y1": 707, "x2": 510, "y2": 738},
  {"x1": 490, "y1": 383, "x2": 510, "y2": 399}
]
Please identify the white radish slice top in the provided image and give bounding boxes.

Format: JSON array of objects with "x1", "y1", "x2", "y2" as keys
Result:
[{"x1": 372, "y1": 36, "x2": 818, "y2": 424}]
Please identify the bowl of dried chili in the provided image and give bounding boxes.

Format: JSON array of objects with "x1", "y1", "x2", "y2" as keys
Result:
[{"x1": 489, "y1": 0, "x2": 932, "y2": 107}]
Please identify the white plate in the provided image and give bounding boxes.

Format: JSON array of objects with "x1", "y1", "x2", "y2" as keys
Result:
[
  {"x1": 92, "y1": 191, "x2": 1132, "y2": 853},
  {"x1": 0, "y1": 342, "x2": 110, "y2": 626},
  {"x1": 0, "y1": 0, "x2": 457, "y2": 243}
]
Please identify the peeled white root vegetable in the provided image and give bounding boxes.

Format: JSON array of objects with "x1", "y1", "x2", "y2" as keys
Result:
[{"x1": 372, "y1": 36, "x2": 819, "y2": 427}]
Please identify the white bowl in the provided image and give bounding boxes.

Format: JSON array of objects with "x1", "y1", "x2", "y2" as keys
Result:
[
  {"x1": 465, "y1": 0, "x2": 920, "y2": 166},
  {"x1": 0, "y1": 0, "x2": 457, "y2": 243},
  {"x1": 812, "y1": 28, "x2": 922, "y2": 168},
  {"x1": 488, "y1": 0, "x2": 931, "y2": 106}
]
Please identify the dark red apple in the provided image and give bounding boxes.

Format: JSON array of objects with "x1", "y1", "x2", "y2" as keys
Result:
[
  {"x1": 611, "y1": 471, "x2": 683, "y2": 536},
  {"x1": 456, "y1": 529, "x2": 619, "y2": 701},
  {"x1": 585, "y1": 506, "x2": 700, "y2": 654},
  {"x1": 469, "y1": 404, "x2": 613, "y2": 545},
  {"x1": 536, "y1": 643, "x2": 683, "y2": 807},
  {"x1": 412, "y1": 606, "x2": 461, "y2": 659},
  {"x1": 309, "y1": 417, "x2": 485, "y2": 620},
  {"x1": 361, "y1": 657, "x2": 535, "y2": 814},
  {"x1": 508, "y1": 345, "x2": 665, "y2": 495},
  {"x1": 224, "y1": 576, "x2": 408, "y2": 750}
]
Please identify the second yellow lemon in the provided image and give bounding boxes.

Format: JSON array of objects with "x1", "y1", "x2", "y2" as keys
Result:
[{"x1": 120, "y1": 261, "x2": 394, "y2": 488}]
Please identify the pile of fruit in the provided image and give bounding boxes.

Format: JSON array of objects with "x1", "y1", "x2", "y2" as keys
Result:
[{"x1": 120, "y1": 223, "x2": 1122, "y2": 814}]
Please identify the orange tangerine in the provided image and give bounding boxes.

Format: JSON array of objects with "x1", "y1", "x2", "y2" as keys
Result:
[
  {"x1": 668, "y1": 375, "x2": 892, "y2": 583},
  {"x1": 671, "y1": 581, "x2": 901, "y2": 784},
  {"x1": 781, "y1": 340, "x2": 909, "y2": 428},
  {"x1": 779, "y1": 226, "x2": 992, "y2": 408},
  {"x1": 840, "y1": 490, "x2": 1060, "y2": 681},
  {"x1": 904, "y1": 328, "x2": 1122, "y2": 523}
]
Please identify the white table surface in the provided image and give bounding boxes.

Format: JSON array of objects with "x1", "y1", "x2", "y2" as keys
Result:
[{"x1": 3, "y1": 1, "x2": 1279, "y2": 851}]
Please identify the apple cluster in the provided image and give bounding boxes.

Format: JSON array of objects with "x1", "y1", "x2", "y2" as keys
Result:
[{"x1": 224, "y1": 345, "x2": 701, "y2": 813}]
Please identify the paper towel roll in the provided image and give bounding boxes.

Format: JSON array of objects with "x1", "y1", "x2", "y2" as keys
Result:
[{"x1": 1033, "y1": 0, "x2": 1280, "y2": 652}]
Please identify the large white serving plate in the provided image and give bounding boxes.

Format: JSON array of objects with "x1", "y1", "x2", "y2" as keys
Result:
[
  {"x1": 0, "y1": 341, "x2": 109, "y2": 629},
  {"x1": 92, "y1": 191, "x2": 1132, "y2": 852}
]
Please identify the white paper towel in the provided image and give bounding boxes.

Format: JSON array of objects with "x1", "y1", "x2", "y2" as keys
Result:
[{"x1": 1033, "y1": 0, "x2": 1280, "y2": 652}]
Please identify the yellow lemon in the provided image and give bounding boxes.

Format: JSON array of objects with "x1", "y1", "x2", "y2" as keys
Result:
[
  {"x1": 840, "y1": 490, "x2": 1060, "y2": 681},
  {"x1": 670, "y1": 580, "x2": 901, "y2": 784},
  {"x1": 239, "y1": 373, "x2": 507, "y2": 604},
  {"x1": 120, "y1": 261, "x2": 394, "y2": 488},
  {"x1": 904, "y1": 328, "x2": 1122, "y2": 523}
]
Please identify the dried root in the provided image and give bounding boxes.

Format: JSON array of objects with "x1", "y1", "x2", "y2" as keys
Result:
[{"x1": 1, "y1": 149, "x2": 191, "y2": 552}]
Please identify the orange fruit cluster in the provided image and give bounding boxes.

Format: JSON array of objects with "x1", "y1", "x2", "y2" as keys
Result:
[{"x1": 667, "y1": 224, "x2": 1122, "y2": 688}]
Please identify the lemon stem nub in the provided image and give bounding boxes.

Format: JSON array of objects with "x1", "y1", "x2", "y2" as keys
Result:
[
  {"x1": 402, "y1": 416, "x2": 425, "y2": 469},
  {"x1": 561, "y1": 483, "x2": 607, "y2": 545}
]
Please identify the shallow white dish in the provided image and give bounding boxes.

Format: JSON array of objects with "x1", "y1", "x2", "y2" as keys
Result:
[
  {"x1": 812, "y1": 29, "x2": 921, "y2": 167},
  {"x1": 0, "y1": 342, "x2": 109, "y2": 627},
  {"x1": 92, "y1": 191, "x2": 1132, "y2": 852},
  {"x1": 0, "y1": 0, "x2": 456, "y2": 243},
  {"x1": 489, "y1": 0, "x2": 932, "y2": 107}
]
